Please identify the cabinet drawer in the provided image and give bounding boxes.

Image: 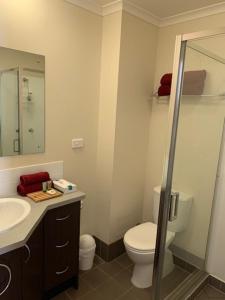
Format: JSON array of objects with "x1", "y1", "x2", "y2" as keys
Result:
[
  {"x1": 45, "y1": 211, "x2": 75, "y2": 244},
  {"x1": 45, "y1": 243, "x2": 76, "y2": 290},
  {"x1": 44, "y1": 201, "x2": 80, "y2": 291}
]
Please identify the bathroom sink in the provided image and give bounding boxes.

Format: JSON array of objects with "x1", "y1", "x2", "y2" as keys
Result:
[{"x1": 0, "y1": 198, "x2": 31, "y2": 233}]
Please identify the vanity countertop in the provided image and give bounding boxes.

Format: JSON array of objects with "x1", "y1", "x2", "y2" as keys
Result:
[{"x1": 0, "y1": 191, "x2": 85, "y2": 255}]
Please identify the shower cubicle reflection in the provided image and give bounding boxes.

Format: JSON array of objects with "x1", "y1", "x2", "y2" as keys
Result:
[
  {"x1": 0, "y1": 47, "x2": 45, "y2": 156},
  {"x1": 153, "y1": 32, "x2": 225, "y2": 299},
  {"x1": 22, "y1": 69, "x2": 45, "y2": 154}
]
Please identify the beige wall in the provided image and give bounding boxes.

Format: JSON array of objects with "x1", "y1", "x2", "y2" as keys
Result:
[
  {"x1": 95, "y1": 11, "x2": 158, "y2": 244},
  {"x1": 95, "y1": 11, "x2": 122, "y2": 243},
  {"x1": 0, "y1": 0, "x2": 102, "y2": 235},
  {"x1": 110, "y1": 12, "x2": 157, "y2": 243},
  {"x1": 143, "y1": 13, "x2": 225, "y2": 259}
]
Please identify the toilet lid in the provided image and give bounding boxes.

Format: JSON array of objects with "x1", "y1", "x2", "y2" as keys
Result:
[{"x1": 124, "y1": 222, "x2": 175, "y2": 251}]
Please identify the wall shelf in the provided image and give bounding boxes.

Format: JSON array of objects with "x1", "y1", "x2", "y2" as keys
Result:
[{"x1": 152, "y1": 94, "x2": 225, "y2": 103}]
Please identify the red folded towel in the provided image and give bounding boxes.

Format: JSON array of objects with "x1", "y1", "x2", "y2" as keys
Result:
[
  {"x1": 158, "y1": 85, "x2": 171, "y2": 96},
  {"x1": 20, "y1": 172, "x2": 50, "y2": 186},
  {"x1": 160, "y1": 73, "x2": 172, "y2": 86},
  {"x1": 17, "y1": 183, "x2": 42, "y2": 196}
]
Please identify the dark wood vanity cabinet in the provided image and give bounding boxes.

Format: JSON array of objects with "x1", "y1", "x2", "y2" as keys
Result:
[
  {"x1": 44, "y1": 201, "x2": 80, "y2": 295},
  {"x1": 0, "y1": 200, "x2": 81, "y2": 300},
  {"x1": 22, "y1": 222, "x2": 44, "y2": 300},
  {"x1": 0, "y1": 249, "x2": 22, "y2": 300}
]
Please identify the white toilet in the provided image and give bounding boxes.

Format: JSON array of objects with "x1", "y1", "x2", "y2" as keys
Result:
[{"x1": 124, "y1": 186, "x2": 192, "y2": 289}]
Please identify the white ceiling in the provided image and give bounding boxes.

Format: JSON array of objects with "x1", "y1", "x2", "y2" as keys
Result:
[{"x1": 97, "y1": 0, "x2": 225, "y2": 18}]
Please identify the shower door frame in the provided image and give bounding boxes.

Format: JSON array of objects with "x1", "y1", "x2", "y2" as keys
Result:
[{"x1": 152, "y1": 27, "x2": 225, "y2": 300}]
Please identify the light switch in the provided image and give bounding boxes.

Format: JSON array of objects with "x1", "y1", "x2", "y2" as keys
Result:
[{"x1": 72, "y1": 138, "x2": 84, "y2": 149}]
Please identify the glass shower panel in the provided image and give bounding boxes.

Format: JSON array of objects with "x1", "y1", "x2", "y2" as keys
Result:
[
  {"x1": 159, "y1": 34, "x2": 225, "y2": 299},
  {"x1": 0, "y1": 69, "x2": 20, "y2": 156},
  {"x1": 22, "y1": 69, "x2": 45, "y2": 154}
]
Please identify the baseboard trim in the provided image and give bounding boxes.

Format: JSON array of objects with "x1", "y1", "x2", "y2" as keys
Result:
[
  {"x1": 173, "y1": 255, "x2": 197, "y2": 273},
  {"x1": 170, "y1": 244, "x2": 205, "y2": 270},
  {"x1": 94, "y1": 236, "x2": 125, "y2": 261}
]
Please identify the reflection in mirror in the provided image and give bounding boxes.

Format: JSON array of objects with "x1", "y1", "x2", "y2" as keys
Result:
[{"x1": 0, "y1": 47, "x2": 45, "y2": 156}]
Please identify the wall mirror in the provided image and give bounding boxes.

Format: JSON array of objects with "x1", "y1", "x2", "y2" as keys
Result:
[{"x1": 0, "y1": 47, "x2": 45, "y2": 156}]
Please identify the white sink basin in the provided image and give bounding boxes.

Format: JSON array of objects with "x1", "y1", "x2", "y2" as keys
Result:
[{"x1": 0, "y1": 198, "x2": 31, "y2": 233}]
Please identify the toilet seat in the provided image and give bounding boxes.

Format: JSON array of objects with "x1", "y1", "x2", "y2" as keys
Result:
[
  {"x1": 124, "y1": 243, "x2": 155, "y2": 254},
  {"x1": 124, "y1": 222, "x2": 175, "y2": 252}
]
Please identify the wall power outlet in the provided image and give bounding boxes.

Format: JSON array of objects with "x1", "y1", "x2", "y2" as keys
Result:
[{"x1": 72, "y1": 138, "x2": 84, "y2": 149}]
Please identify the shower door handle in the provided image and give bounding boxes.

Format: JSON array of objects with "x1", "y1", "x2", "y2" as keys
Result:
[{"x1": 169, "y1": 192, "x2": 179, "y2": 222}]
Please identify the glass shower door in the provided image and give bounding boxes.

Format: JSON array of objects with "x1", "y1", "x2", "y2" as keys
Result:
[{"x1": 153, "y1": 29, "x2": 225, "y2": 299}]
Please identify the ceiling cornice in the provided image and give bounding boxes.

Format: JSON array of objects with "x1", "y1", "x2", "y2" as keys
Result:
[
  {"x1": 160, "y1": 1, "x2": 225, "y2": 27},
  {"x1": 66, "y1": 0, "x2": 225, "y2": 27},
  {"x1": 122, "y1": 1, "x2": 160, "y2": 26},
  {"x1": 102, "y1": 0, "x2": 123, "y2": 16}
]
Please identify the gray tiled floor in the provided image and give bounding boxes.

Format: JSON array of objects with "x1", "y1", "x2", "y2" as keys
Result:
[
  {"x1": 51, "y1": 254, "x2": 191, "y2": 300},
  {"x1": 194, "y1": 285, "x2": 225, "y2": 299}
]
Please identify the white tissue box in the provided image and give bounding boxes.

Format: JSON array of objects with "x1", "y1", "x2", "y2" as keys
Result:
[{"x1": 53, "y1": 179, "x2": 77, "y2": 194}]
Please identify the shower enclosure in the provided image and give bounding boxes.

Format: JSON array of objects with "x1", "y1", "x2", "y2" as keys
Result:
[
  {"x1": 0, "y1": 66, "x2": 44, "y2": 156},
  {"x1": 152, "y1": 28, "x2": 225, "y2": 299}
]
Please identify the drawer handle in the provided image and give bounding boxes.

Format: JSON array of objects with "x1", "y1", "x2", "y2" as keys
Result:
[
  {"x1": 56, "y1": 241, "x2": 70, "y2": 248},
  {"x1": 56, "y1": 266, "x2": 69, "y2": 275},
  {"x1": 56, "y1": 214, "x2": 71, "y2": 221},
  {"x1": 0, "y1": 264, "x2": 11, "y2": 296}
]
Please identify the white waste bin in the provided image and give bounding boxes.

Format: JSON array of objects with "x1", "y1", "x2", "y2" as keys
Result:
[{"x1": 79, "y1": 234, "x2": 96, "y2": 271}]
